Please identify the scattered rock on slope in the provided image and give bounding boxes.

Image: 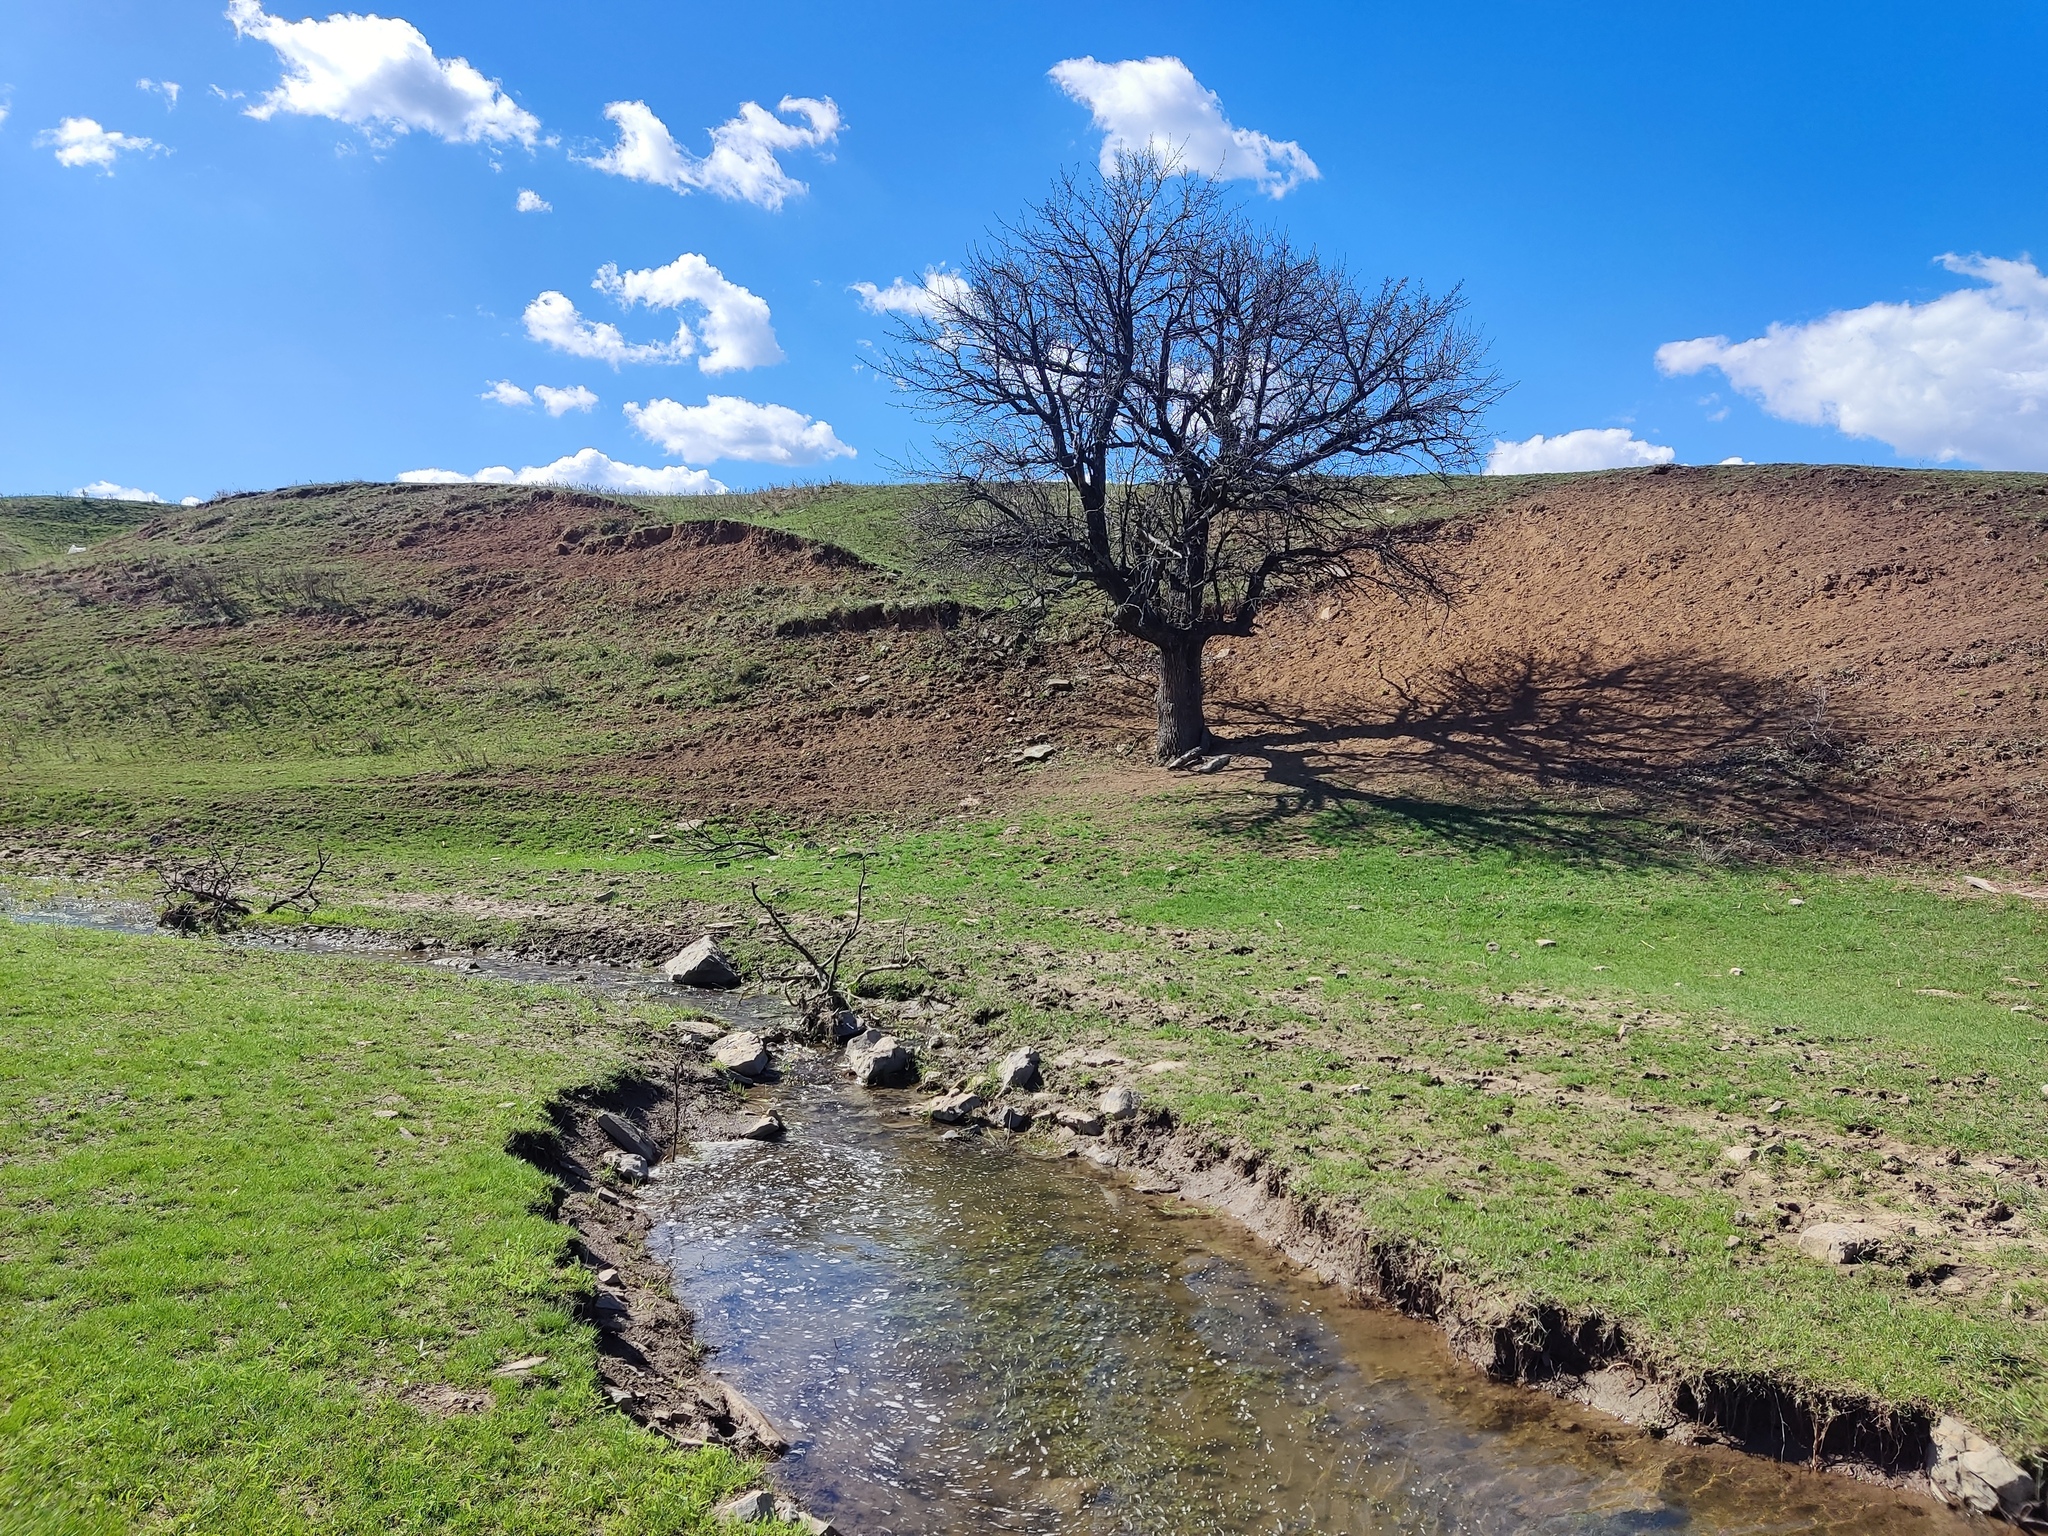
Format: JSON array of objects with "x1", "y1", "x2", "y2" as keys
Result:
[{"x1": 995, "y1": 1046, "x2": 1042, "y2": 1092}]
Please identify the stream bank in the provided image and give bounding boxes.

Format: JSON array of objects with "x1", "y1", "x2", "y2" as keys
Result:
[{"x1": 0, "y1": 892, "x2": 2025, "y2": 1529}]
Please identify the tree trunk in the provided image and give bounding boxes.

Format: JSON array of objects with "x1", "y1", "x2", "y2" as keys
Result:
[{"x1": 1154, "y1": 634, "x2": 1209, "y2": 762}]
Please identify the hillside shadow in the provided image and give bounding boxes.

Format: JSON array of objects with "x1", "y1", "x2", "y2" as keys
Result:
[{"x1": 1203, "y1": 647, "x2": 1861, "y2": 865}]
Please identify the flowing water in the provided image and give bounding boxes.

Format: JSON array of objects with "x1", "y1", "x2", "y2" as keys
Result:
[
  {"x1": 4, "y1": 896, "x2": 1977, "y2": 1534},
  {"x1": 652, "y1": 1069, "x2": 1969, "y2": 1536}
]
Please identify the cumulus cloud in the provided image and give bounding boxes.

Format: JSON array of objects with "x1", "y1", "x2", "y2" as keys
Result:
[
  {"x1": 851, "y1": 268, "x2": 971, "y2": 319},
  {"x1": 1485, "y1": 428, "x2": 1676, "y2": 475},
  {"x1": 38, "y1": 118, "x2": 166, "y2": 171},
  {"x1": 481, "y1": 379, "x2": 596, "y2": 414},
  {"x1": 1049, "y1": 56, "x2": 1317, "y2": 198},
  {"x1": 593, "y1": 253, "x2": 781, "y2": 373},
  {"x1": 396, "y1": 448, "x2": 723, "y2": 495},
  {"x1": 137, "y1": 78, "x2": 181, "y2": 109},
  {"x1": 580, "y1": 95, "x2": 840, "y2": 211},
  {"x1": 625, "y1": 396, "x2": 853, "y2": 466},
  {"x1": 0, "y1": 104, "x2": 10, "y2": 128},
  {"x1": 534, "y1": 383, "x2": 597, "y2": 416},
  {"x1": 227, "y1": 0, "x2": 540, "y2": 147},
  {"x1": 75, "y1": 479, "x2": 164, "y2": 501},
  {"x1": 522, "y1": 290, "x2": 683, "y2": 367},
  {"x1": 1656, "y1": 254, "x2": 2048, "y2": 470},
  {"x1": 524, "y1": 254, "x2": 780, "y2": 374},
  {"x1": 515, "y1": 187, "x2": 550, "y2": 213}
]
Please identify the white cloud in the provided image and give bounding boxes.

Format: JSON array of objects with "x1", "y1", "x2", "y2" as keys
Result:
[
  {"x1": 580, "y1": 95, "x2": 840, "y2": 211},
  {"x1": 1719, "y1": 456, "x2": 1748, "y2": 465},
  {"x1": 227, "y1": 0, "x2": 540, "y2": 147},
  {"x1": 1656, "y1": 254, "x2": 2048, "y2": 470},
  {"x1": 522, "y1": 290, "x2": 684, "y2": 367},
  {"x1": 0, "y1": 105, "x2": 9, "y2": 128},
  {"x1": 534, "y1": 383, "x2": 597, "y2": 416},
  {"x1": 851, "y1": 268, "x2": 971, "y2": 319},
  {"x1": 396, "y1": 448, "x2": 724, "y2": 494},
  {"x1": 75, "y1": 479, "x2": 164, "y2": 502},
  {"x1": 524, "y1": 254, "x2": 780, "y2": 374},
  {"x1": 481, "y1": 379, "x2": 532, "y2": 407},
  {"x1": 1048, "y1": 56, "x2": 1317, "y2": 198},
  {"x1": 1485, "y1": 428, "x2": 1676, "y2": 475},
  {"x1": 37, "y1": 117, "x2": 166, "y2": 171},
  {"x1": 181, "y1": 495, "x2": 203, "y2": 506},
  {"x1": 515, "y1": 187, "x2": 550, "y2": 213},
  {"x1": 138, "y1": 78, "x2": 182, "y2": 109},
  {"x1": 593, "y1": 253, "x2": 781, "y2": 373},
  {"x1": 624, "y1": 395, "x2": 853, "y2": 466}
]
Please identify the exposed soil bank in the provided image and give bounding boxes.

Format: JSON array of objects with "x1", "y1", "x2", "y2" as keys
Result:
[
  {"x1": 527, "y1": 1032, "x2": 2029, "y2": 1530},
  {"x1": 1097, "y1": 1112, "x2": 2040, "y2": 1522}
]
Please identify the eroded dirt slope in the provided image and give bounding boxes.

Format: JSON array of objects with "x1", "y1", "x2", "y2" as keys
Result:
[{"x1": 1212, "y1": 466, "x2": 2048, "y2": 860}]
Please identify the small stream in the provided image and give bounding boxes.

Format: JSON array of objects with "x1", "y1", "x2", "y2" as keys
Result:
[
  {"x1": 653, "y1": 1070, "x2": 1968, "y2": 1536},
  {"x1": 6, "y1": 895, "x2": 1976, "y2": 1534}
]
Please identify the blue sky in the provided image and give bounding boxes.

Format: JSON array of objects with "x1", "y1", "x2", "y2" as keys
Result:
[{"x1": 5, "y1": 1, "x2": 2047, "y2": 503}]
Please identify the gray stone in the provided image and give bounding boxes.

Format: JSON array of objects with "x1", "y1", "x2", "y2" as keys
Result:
[
  {"x1": 1794, "y1": 1221, "x2": 1885, "y2": 1265},
  {"x1": 673, "y1": 1018, "x2": 726, "y2": 1043},
  {"x1": 612, "y1": 1153, "x2": 649, "y2": 1182},
  {"x1": 1926, "y1": 1414, "x2": 2038, "y2": 1518},
  {"x1": 597, "y1": 1111, "x2": 659, "y2": 1163},
  {"x1": 995, "y1": 1103, "x2": 1034, "y2": 1132},
  {"x1": 1016, "y1": 743, "x2": 1057, "y2": 762},
  {"x1": 717, "y1": 1488, "x2": 777, "y2": 1522},
  {"x1": 710, "y1": 1031, "x2": 771, "y2": 1078},
  {"x1": 1055, "y1": 1107, "x2": 1105, "y2": 1136},
  {"x1": 926, "y1": 1090, "x2": 985, "y2": 1125},
  {"x1": 1099, "y1": 1084, "x2": 1140, "y2": 1121},
  {"x1": 844, "y1": 1028, "x2": 915, "y2": 1088},
  {"x1": 662, "y1": 936, "x2": 740, "y2": 989},
  {"x1": 738, "y1": 1113, "x2": 784, "y2": 1142},
  {"x1": 1721, "y1": 1144, "x2": 1755, "y2": 1164},
  {"x1": 995, "y1": 1047, "x2": 1043, "y2": 1092},
  {"x1": 773, "y1": 1498, "x2": 839, "y2": 1535}
]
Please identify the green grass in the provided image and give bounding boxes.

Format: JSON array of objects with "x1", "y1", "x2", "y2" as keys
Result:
[
  {"x1": 5, "y1": 471, "x2": 2048, "y2": 1469},
  {"x1": 0, "y1": 923, "x2": 777, "y2": 1534},
  {"x1": 0, "y1": 496, "x2": 168, "y2": 572}
]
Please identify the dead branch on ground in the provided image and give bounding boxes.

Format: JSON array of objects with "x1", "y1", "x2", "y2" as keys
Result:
[{"x1": 747, "y1": 861, "x2": 872, "y2": 1023}]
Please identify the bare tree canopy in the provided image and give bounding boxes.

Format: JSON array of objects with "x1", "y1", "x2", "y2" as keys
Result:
[{"x1": 888, "y1": 153, "x2": 1504, "y2": 761}]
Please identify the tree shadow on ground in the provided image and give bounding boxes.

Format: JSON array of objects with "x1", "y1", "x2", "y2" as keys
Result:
[{"x1": 1201, "y1": 647, "x2": 1870, "y2": 866}]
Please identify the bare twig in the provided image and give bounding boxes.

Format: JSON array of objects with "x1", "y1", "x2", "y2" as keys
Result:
[
  {"x1": 263, "y1": 846, "x2": 330, "y2": 915},
  {"x1": 747, "y1": 860, "x2": 872, "y2": 1021}
]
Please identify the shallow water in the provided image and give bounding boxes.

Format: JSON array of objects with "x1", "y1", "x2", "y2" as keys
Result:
[{"x1": 652, "y1": 1070, "x2": 1969, "y2": 1536}]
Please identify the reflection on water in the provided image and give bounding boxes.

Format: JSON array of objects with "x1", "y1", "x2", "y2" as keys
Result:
[{"x1": 653, "y1": 1072, "x2": 1965, "y2": 1536}]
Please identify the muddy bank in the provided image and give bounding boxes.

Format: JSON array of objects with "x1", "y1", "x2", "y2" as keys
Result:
[
  {"x1": 511, "y1": 1057, "x2": 801, "y2": 1459},
  {"x1": 526, "y1": 1022, "x2": 2032, "y2": 1530},
  {"x1": 1093, "y1": 1112, "x2": 2039, "y2": 1521}
]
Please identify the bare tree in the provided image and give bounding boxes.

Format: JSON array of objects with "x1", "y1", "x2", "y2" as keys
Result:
[{"x1": 889, "y1": 153, "x2": 1503, "y2": 760}]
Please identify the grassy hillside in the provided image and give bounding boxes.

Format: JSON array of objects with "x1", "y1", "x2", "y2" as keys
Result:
[
  {"x1": 0, "y1": 495, "x2": 170, "y2": 572},
  {"x1": 5, "y1": 468, "x2": 2048, "y2": 1494}
]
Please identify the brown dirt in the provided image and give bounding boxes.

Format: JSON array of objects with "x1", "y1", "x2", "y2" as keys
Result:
[
  {"x1": 1206, "y1": 465, "x2": 2048, "y2": 863},
  {"x1": 48, "y1": 468, "x2": 2048, "y2": 852}
]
